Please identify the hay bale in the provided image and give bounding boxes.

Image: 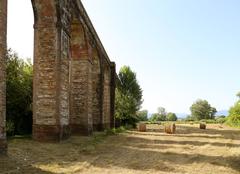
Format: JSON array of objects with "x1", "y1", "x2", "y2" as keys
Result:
[
  {"x1": 138, "y1": 123, "x2": 146, "y2": 132},
  {"x1": 164, "y1": 123, "x2": 176, "y2": 134},
  {"x1": 200, "y1": 123, "x2": 206, "y2": 129}
]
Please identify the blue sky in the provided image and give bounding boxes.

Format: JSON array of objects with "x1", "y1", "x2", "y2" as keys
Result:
[{"x1": 7, "y1": 0, "x2": 240, "y2": 114}]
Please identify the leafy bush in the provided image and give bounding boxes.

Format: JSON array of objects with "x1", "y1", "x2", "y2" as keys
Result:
[
  {"x1": 6, "y1": 50, "x2": 33, "y2": 135},
  {"x1": 104, "y1": 129, "x2": 116, "y2": 136},
  {"x1": 114, "y1": 126, "x2": 126, "y2": 133},
  {"x1": 136, "y1": 110, "x2": 148, "y2": 121},
  {"x1": 6, "y1": 120, "x2": 15, "y2": 136},
  {"x1": 228, "y1": 101, "x2": 240, "y2": 125},
  {"x1": 200, "y1": 119, "x2": 217, "y2": 124},
  {"x1": 216, "y1": 117, "x2": 227, "y2": 124},
  {"x1": 104, "y1": 126, "x2": 126, "y2": 135},
  {"x1": 166, "y1": 113, "x2": 177, "y2": 121},
  {"x1": 150, "y1": 113, "x2": 166, "y2": 122}
]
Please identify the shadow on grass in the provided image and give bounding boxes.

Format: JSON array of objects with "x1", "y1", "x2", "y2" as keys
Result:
[
  {"x1": 89, "y1": 145, "x2": 240, "y2": 172},
  {"x1": 123, "y1": 134, "x2": 240, "y2": 147},
  {"x1": 0, "y1": 155, "x2": 54, "y2": 174},
  {"x1": 87, "y1": 134, "x2": 240, "y2": 172},
  {"x1": 25, "y1": 133, "x2": 240, "y2": 173},
  {"x1": 2, "y1": 127, "x2": 240, "y2": 173}
]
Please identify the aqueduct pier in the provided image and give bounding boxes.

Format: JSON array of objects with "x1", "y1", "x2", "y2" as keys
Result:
[{"x1": 0, "y1": 0, "x2": 116, "y2": 154}]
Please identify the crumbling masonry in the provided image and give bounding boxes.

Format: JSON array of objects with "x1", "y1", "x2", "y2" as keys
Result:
[{"x1": 0, "y1": 0, "x2": 116, "y2": 153}]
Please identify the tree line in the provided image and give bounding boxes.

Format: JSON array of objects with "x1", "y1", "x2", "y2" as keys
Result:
[{"x1": 115, "y1": 65, "x2": 240, "y2": 127}]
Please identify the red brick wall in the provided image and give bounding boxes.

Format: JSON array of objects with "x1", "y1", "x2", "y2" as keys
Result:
[
  {"x1": 0, "y1": 0, "x2": 7, "y2": 154},
  {"x1": 0, "y1": 0, "x2": 116, "y2": 146},
  {"x1": 70, "y1": 18, "x2": 93, "y2": 135},
  {"x1": 32, "y1": 0, "x2": 71, "y2": 141}
]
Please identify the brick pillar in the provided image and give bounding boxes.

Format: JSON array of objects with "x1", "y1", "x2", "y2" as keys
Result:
[
  {"x1": 32, "y1": 0, "x2": 71, "y2": 142},
  {"x1": 0, "y1": 0, "x2": 7, "y2": 154},
  {"x1": 110, "y1": 62, "x2": 116, "y2": 129},
  {"x1": 102, "y1": 64, "x2": 111, "y2": 129},
  {"x1": 92, "y1": 48, "x2": 103, "y2": 131},
  {"x1": 70, "y1": 19, "x2": 93, "y2": 135}
]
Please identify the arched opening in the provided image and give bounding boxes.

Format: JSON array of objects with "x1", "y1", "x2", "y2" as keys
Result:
[
  {"x1": 69, "y1": 16, "x2": 93, "y2": 135},
  {"x1": 6, "y1": 0, "x2": 34, "y2": 136}
]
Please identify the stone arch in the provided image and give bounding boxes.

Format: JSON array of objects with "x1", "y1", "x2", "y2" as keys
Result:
[{"x1": 69, "y1": 15, "x2": 93, "y2": 135}]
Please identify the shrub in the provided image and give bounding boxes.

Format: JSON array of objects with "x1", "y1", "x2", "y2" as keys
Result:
[
  {"x1": 6, "y1": 50, "x2": 33, "y2": 136},
  {"x1": 6, "y1": 120, "x2": 15, "y2": 136},
  {"x1": 216, "y1": 117, "x2": 227, "y2": 124},
  {"x1": 200, "y1": 119, "x2": 217, "y2": 124}
]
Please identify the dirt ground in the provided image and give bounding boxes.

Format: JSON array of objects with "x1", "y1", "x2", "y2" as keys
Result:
[{"x1": 0, "y1": 124, "x2": 240, "y2": 174}]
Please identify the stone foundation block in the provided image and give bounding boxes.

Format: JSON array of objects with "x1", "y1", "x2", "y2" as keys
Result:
[
  {"x1": 70, "y1": 124, "x2": 93, "y2": 136},
  {"x1": 32, "y1": 124, "x2": 71, "y2": 142}
]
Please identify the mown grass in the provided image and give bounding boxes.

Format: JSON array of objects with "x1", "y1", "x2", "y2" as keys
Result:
[
  {"x1": 143, "y1": 119, "x2": 240, "y2": 129},
  {"x1": 1, "y1": 124, "x2": 240, "y2": 174}
]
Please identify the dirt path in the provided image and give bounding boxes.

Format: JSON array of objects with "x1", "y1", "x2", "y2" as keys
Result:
[{"x1": 1, "y1": 124, "x2": 240, "y2": 174}]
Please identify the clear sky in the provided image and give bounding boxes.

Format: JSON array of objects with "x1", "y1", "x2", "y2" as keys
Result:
[{"x1": 7, "y1": 0, "x2": 240, "y2": 114}]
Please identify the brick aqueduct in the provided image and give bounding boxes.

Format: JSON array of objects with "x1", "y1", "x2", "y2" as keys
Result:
[{"x1": 0, "y1": 0, "x2": 116, "y2": 154}]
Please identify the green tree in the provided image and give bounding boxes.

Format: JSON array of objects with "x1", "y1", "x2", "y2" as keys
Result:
[
  {"x1": 228, "y1": 102, "x2": 240, "y2": 125},
  {"x1": 150, "y1": 113, "x2": 159, "y2": 122},
  {"x1": 236, "y1": 91, "x2": 240, "y2": 99},
  {"x1": 157, "y1": 107, "x2": 167, "y2": 116},
  {"x1": 228, "y1": 92, "x2": 240, "y2": 126},
  {"x1": 115, "y1": 66, "x2": 143, "y2": 126},
  {"x1": 150, "y1": 114, "x2": 166, "y2": 122},
  {"x1": 157, "y1": 107, "x2": 167, "y2": 121},
  {"x1": 185, "y1": 115, "x2": 194, "y2": 121},
  {"x1": 190, "y1": 99, "x2": 217, "y2": 120},
  {"x1": 6, "y1": 49, "x2": 33, "y2": 135},
  {"x1": 149, "y1": 107, "x2": 168, "y2": 122},
  {"x1": 136, "y1": 110, "x2": 148, "y2": 121},
  {"x1": 166, "y1": 112, "x2": 177, "y2": 121}
]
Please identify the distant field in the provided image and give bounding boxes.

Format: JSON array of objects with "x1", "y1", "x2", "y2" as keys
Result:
[{"x1": 1, "y1": 124, "x2": 240, "y2": 174}]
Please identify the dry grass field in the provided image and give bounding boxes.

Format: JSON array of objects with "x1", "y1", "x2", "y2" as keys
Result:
[{"x1": 1, "y1": 124, "x2": 240, "y2": 174}]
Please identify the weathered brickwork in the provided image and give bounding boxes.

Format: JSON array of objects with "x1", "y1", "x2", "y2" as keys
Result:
[
  {"x1": 110, "y1": 62, "x2": 116, "y2": 128},
  {"x1": 0, "y1": 0, "x2": 116, "y2": 150},
  {"x1": 92, "y1": 48, "x2": 103, "y2": 131},
  {"x1": 70, "y1": 18, "x2": 93, "y2": 135},
  {"x1": 32, "y1": 0, "x2": 71, "y2": 141},
  {"x1": 102, "y1": 64, "x2": 111, "y2": 129},
  {"x1": 70, "y1": 58, "x2": 93, "y2": 135},
  {"x1": 0, "y1": 0, "x2": 7, "y2": 154}
]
